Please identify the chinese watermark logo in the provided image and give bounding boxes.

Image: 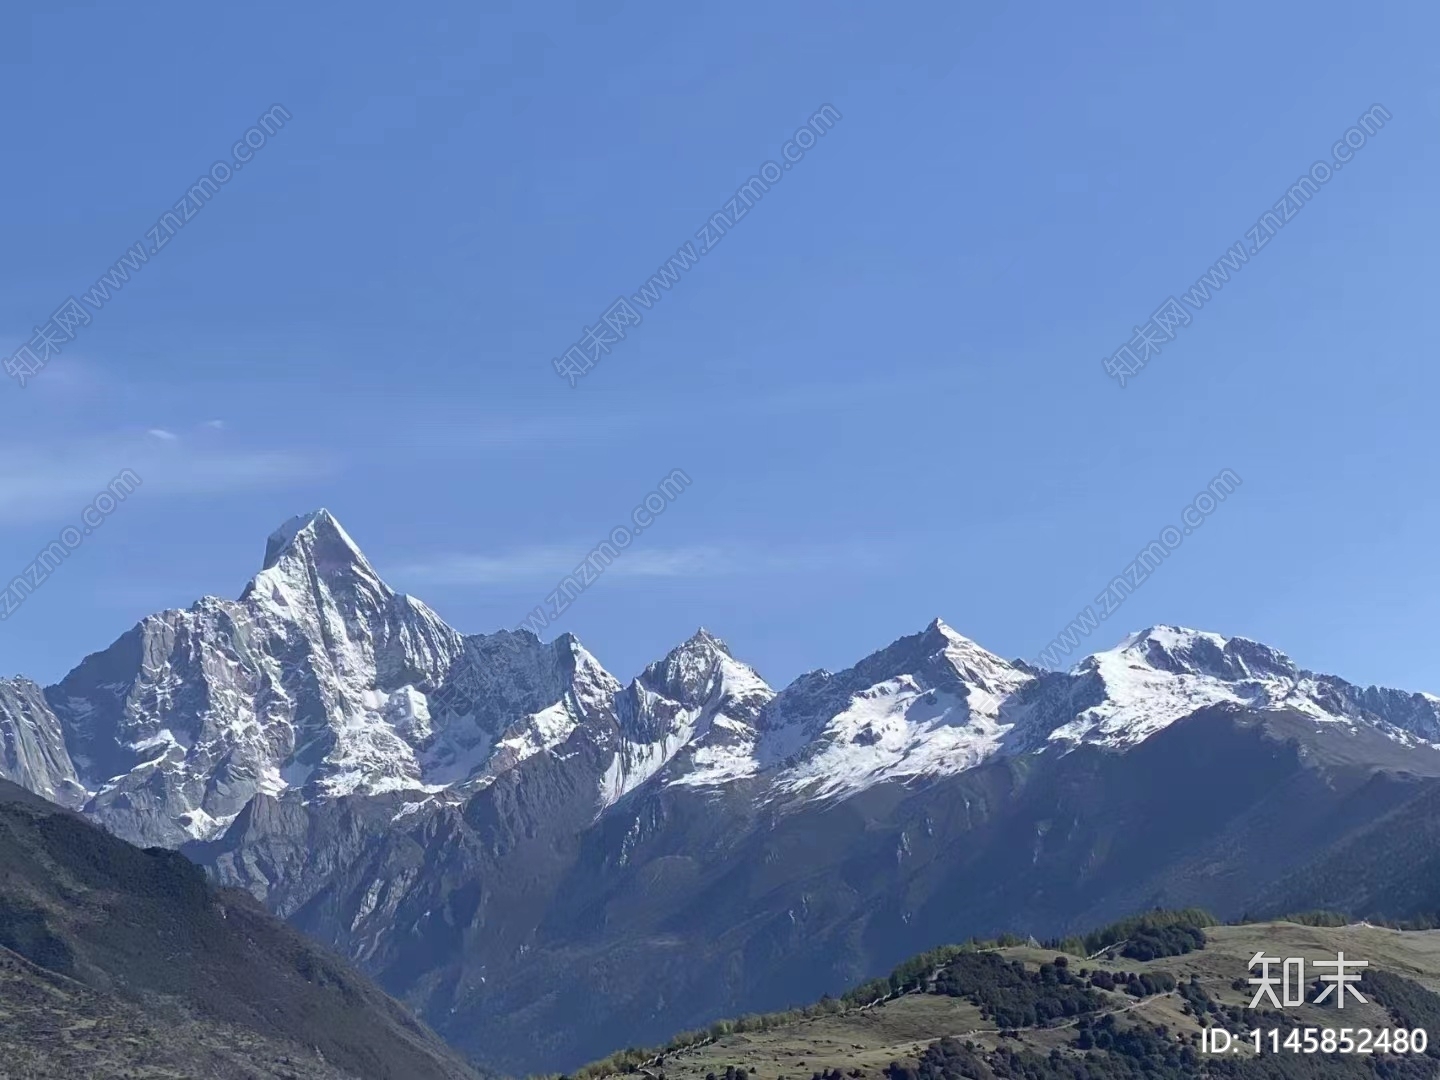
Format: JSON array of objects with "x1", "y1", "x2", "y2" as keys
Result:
[{"x1": 1249, "y1": 951, "x2": 1368, "y2": 1009}]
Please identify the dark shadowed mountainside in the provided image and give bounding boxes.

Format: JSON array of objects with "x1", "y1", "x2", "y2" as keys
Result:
[
  {"x1": 0, "y1": 778, "x2": 481, "y2": 1080},
  {"x1": 195, "y1": 705, "x2": 1440, "y2": 1074}
]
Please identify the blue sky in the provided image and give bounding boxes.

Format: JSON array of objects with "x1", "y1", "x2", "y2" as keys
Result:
[{"x1": 2, "y1": 1, "x2": 1437, "y2": 693}]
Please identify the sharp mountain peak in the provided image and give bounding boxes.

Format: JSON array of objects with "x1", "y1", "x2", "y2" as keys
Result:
[
  {"x1": 678, "y1": 626, "x2": 733, "y2": 656},
  {"x1": 261, "y1": 508, "x2": 373, "y2": 573}
]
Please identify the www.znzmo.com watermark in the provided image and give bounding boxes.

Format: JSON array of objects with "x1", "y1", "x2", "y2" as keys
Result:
[
  {"x1": 553, "y1": 104, "x2": 842, "y2": 387},
  {"x1": 424, "y1": 469, "x2": 693, "y2": 717},
  {"x1": 0, "y1": 471, "x2": 142, "y2": 621},
  {"x1": 1034, "y1": 469, "x2": 1242, "y2": 668},
  {"x1": 6, "y1": 105, "x2": 292, "y2": 390},
  {"x1": 1103, "y1": 104, "x2": 1391, "y2": 388},
  {"x1": 518, "y1": 468, "x2": 693, "y2": 632}
]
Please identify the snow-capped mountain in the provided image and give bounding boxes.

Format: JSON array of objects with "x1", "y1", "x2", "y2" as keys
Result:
[
  {"x1": 751, "y1": 619, "x2": 1035, "y2": 798},
  {"x1": 3, "y1": 509, "x2": 1439, "y2": 849},
  {"x1": 5, "y1": 509, "x2": 1440, "y2": 1074},
  {"x1": 44, "y1": 511, "x2": 467, "y2": 844},
  {"x1": 1049, "y1": 625, "x2": 1440, "y2": 748},
  {"x1": 31, "y1": 511, "x2": 654, "y2": 845}
]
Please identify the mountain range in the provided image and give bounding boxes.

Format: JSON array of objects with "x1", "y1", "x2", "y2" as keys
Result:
[{"x1": 4, "y1": 509, "x2": 1439, "y2": 1073}]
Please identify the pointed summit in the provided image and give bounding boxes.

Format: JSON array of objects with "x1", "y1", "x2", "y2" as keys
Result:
[
  {"x1": 262, "y1": 509, "x2": 373, "y2": 574},
  {"x1": 894, "y1": 618, "x2": 1029, "y2": 694},
  {"x1": 242, "y1": 508, "x2": 391, "y2": 611},
  {"x1": 681, "y1": 626, "x2": 732, "y2": 657},
  {"x1": 924, "y1": 617, "x2": 967, "y2": 646},
  {"x1": 633, "y1": 627, "x2": 769, "y2": 713},
  {"x1": 920, "y1": 617, "x2": 990, "y2": 651},
  {"x1": 642, "y1": 629, "x2": 733, "y2": 697},
  {"x1": 606, "y1": 628, "x2": 773, "y2": 798}
]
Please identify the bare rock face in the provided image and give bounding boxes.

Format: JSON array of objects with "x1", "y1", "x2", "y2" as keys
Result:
[{"x1": 0, "y1": 677, "x2": 84, "y2": 809}]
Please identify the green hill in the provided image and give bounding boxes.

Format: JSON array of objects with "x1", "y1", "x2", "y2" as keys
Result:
[{"x1": 570, "y1": 917, "x2": 1440, "y2": 1080}]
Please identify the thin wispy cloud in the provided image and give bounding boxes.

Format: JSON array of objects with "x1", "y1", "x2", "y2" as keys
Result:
[
  {"x1": 147, "y1": 428, "x2": 179, "y2": 441},
  {"x1": 393, "y1": 541, "x2": 889, "y2": 587},
  {"x1": 0, "y1": 433, "x2": 335, "y2": 525},
  {"x1": 16, "y1": 353, "x2": 102, "y2": 399},
  {"x1": 396, "y1": 545, "x2": 728, "y2": 585}
]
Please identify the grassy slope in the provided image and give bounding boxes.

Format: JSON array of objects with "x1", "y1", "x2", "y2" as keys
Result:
[{"x1": 615, "y1": 922, "x2": 1440, "y2": 1080}]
